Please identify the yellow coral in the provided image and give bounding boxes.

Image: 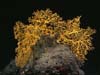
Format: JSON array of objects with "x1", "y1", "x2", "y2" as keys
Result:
[
  {"x1": 57, "y1": 16, "x2": 96, "y2": 61},
  {"x1": 14, "y1": 9, "x2": 95, "y2": 68},
  {"x1": 14, "y1": 22, "x2": 41, "y2": 68}
]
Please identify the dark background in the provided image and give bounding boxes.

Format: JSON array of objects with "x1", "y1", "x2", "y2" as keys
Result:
[{"x1": 0, "y1": 0, "x2": 100, "y2": 75}]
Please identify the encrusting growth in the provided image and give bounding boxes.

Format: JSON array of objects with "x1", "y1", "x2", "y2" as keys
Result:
[{"x1": 14, "y1": 9, "x2": 96, "y2": 68}]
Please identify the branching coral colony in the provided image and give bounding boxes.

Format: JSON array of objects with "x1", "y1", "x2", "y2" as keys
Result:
[{"x1": 14, "y1": 9, "x2": 96, "y2": 70}]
